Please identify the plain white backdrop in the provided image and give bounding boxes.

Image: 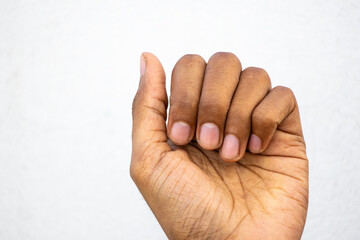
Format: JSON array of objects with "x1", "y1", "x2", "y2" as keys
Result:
[{"x1": 1, "y1": 0, "x2": 360, "y2": 239}]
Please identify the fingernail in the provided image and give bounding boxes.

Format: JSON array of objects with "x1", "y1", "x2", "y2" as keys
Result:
[
  {"x1": 171, "y1": 122, "x2": 191, "y2": 144},
  {"x1": 140, "y1": 54, "x2": 146, "y2": 76},
  {"x1": 199, "y1": 123, "x2": 219, "y2": 149},
  {"x1": 249, "y1": 134, "x2": 262, "y2": 153},
  {"x1": 221, "y1": 134, "x2": 240, "y2": 159}
]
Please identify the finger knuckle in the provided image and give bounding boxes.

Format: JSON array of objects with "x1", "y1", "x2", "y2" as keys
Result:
[
  {"x1": 242, "y1": 67, "x2": 271, "y2": 87},
  {"x1": 252, "y1": 107, "x2": 277, "y2": 128},
  {"x1": 274, "y1": 86, "x2": 297, "y2": 105},
  {"x1": 170, "y1": 98, "x2": 198, "y2": 112},
  {"x1": 228, "y1": 104, "x2": 253, "y2": 121},
  {"x1": 274, "y1": 86, "x2": 294, "y2": 97},
  {"x1": 226, "y1": 114, "x2": 251, "y2": 132},
  {"x1": 178, "y1": 54, "x2": 206, "y2": 66},
  {"x1": 210, "y1": 52, "x2": 241, "y2": 68},
  {"x1": 199, "y1": 100, "x2": 228, "y2": 117}
]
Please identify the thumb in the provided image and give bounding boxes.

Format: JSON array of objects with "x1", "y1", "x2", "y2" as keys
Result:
[{"x1": 131, "y1": 52, "x2": 170, "y2": 171}]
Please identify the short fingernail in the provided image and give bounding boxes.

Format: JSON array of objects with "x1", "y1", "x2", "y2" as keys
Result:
[
  {"x1": 249, "y1": 134, "x2": 262, "y2": 153},
  {"x1": 199, "y1": 123, "x2": 219, "y2": 149},
  {"x1": 171, "y1": 122, "x2": 191, "y2": 144},
  {"x1": 222, "y1": 134, "x2": 240, "y2": 159},
  {"x1": 140, "y1": 54, "x2": 146, "y2": 76}
]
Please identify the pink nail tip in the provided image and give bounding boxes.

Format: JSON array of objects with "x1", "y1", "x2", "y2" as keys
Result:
[
  {"x1": 249, "y1": 134, "x2": 262, "y2": 152},
  {"x1": 140, "y1": 55, "x2": 146, "y2": 76},
  {"x1": 171, "y1": 122, "x2": 191, "y2": 144},
  {"x1": 199, "y1": 123, "x2": 220, "y2": 149},
  {"x1": 222, "y1": 134, "x2": 240, "y2": 159}
]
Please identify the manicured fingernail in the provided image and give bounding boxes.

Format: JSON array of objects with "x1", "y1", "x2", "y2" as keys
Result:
[
  {"x1": 199, "y1": 123, "x2": 219, "y2": 149},
  {"x1": 171, "y1": 122, "x2": 191, "y2": 144},
  {"x1": 140, "y1": 54, "x2": 146, "y2": 76},
  {"x1": 222, "y1": 134, "x2": 240, "y2": 159},
  {"x1": 249, "y1": 134, "x2": 262, "y2": 153}
]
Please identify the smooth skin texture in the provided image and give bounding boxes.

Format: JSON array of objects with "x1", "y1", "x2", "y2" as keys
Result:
[{"x1": 131, "y1": 52, "x2": 308, "y2": 239}]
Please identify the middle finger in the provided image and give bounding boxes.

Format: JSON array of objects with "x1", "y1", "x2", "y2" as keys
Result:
[{"x1": 196, "y1": 52, "x2": 242, "y2": 150}]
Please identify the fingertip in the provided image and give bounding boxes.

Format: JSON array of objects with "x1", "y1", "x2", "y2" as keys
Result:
[
  {"x1": 141, "y1": 52, "x2": 166, "y2": 80},
  {"x1": 141, "y1": 52, "x2": 161, "y2": 66},
  {"x1": 141, "y1": 52, "x2": 154, "y2": 59}
]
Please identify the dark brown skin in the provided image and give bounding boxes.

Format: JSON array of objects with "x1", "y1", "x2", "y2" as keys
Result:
[{"x1": 131, "y1": 52, "x2": 308, "y2": 239}]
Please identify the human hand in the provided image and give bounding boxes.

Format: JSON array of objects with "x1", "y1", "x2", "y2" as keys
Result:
[{"x1": 130, "y1": 52, "x2": 308, "y2": 239}]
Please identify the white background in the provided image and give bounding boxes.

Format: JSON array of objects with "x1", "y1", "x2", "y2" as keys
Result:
[{"x1": 1, "y1": 0, "x2": 360, "y2": 239}]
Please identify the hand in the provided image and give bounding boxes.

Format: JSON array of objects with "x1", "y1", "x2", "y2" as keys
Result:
[{"x1": 130, "y1": 52, "x2": 308, "y2": 240}]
